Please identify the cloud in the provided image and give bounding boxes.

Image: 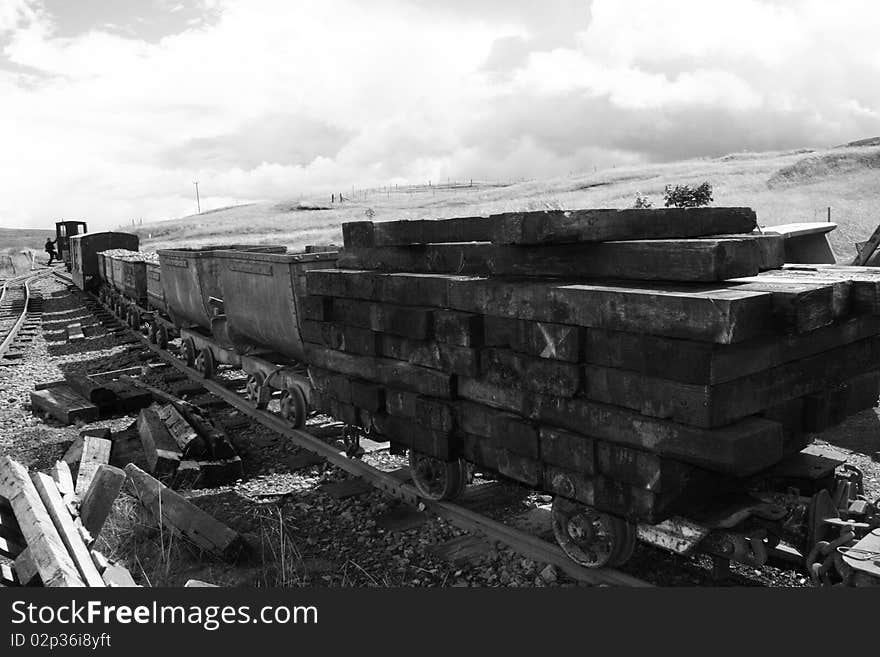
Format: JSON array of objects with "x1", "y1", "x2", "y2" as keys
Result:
[{"x1": 1, "y1": 0, "x2": 880, "y2": 229}]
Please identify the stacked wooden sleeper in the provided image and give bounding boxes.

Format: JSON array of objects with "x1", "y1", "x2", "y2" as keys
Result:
[{"x1": 301, "y1": 207, "x2": 880, "y2": 525}]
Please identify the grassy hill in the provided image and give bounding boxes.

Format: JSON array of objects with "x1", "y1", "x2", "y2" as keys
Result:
[
  {"x1": 0, "y1": 227, "x2": 54, "y2": 276},
  {"x1": 120, "y1": 141, "x2": 880, "y2": 261}
]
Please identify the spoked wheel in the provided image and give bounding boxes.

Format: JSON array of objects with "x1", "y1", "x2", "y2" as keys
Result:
[
  {"x1": 246, "y1": 372, "x2": 271, "y2": 410},
  {"x1": 156, "y1": 324, "x2": 169, "y2": 350},
  {"x1": 148, "y1": 321, "x2": 158, "y2": 344},
  {"x1": 551, "y1": 497, "x2": 637, "y2": 568},
  {"x1": 195, "y1": 347, "x2": 215, "y2": 379},
  {"x1": 408, "y1": 452, "x2": 467, "y2": 501},
  {"x1": 279, "y1": 384, "x2": 308, "y2": 428},
  {"x1": 181, "y1": 337, "x2": 197, "y2": 367}
]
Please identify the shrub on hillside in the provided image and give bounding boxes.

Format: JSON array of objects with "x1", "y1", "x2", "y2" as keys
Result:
[
  {"x1": 632, "y1": 192, "x2": 653, "y2": 209},
  {"x1": 663, "y1": 182, "x2": 713, "y2": 208}
]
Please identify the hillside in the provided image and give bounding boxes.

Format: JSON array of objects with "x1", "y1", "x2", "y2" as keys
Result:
[
  {"x1": 0, "y1": 227, "x2": 54, "y2": 275},
  {"x1": 124, "y1": 143, "x2": 880, "y2": 261}
]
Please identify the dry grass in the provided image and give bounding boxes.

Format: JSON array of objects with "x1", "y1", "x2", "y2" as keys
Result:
[{"x1": 129, "y1": 145, "x2": 880, "y2": 262}]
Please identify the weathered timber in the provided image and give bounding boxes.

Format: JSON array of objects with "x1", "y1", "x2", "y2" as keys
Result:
[
  {"x1": 51, "y1": 461, "x2": 75, "y2": 498},
  {"x1": 386, "y1": 390, "x2": 456, "y2": 432},
  {"x1": 534, "y1": 396, "x2": 784, "y2": 475},
  {"x1": 74, "y1": 436, "x2": 112, "y2": 495},
  {"x1": 455, "y1": 401, "x2": 539, "y2": 458},
  {"x1": 481, "y1": 347, "x2": 580, "y2": 397},
  {"x1": 596, "y1": 442, "x2": 697, "y2": 493},
  {"x1": 305, "y1": 346, "x2": 455, "y2": 397},
  {"x1": 125, "y1": 464, "x2": 249, "y2": 560},
  {"x1": 342, "y1": 208, "x2": 758, "y2": 247},
  {"x1": 349, "y1": 379, "x2": 385, "y2": 413},
  {"x1": 103, "y1": 380, "x2": 153, "y2": 414},
  {"x1": 338, "y1": 236, "x2": 781, "y2": 282},
  {"x1": 137, "y1": 407, "x2": 182, "y2": 476},
  {"x1": 31, "y1": 472, "x2": 105, "y2": 587},
  {"x1": 582, "y1": 336, "x2": 880, "y2": 428},
  {"x1": 447, "y1": 278, "x2": 774, "y2": 344},
  {"x1": 62, "y1": 428, "x2": 110, "y2": 469},
  {"x1": 462, "y1": 438, "x2": 541, "y2": 487},
  {"x1": 539, "y1": 427, "x2": 596, "y2": 475},
  {"x1": 306, "y1": 270, "x2": 468, "y2": 308},
  {"x1": 483, "y1": 316, "x2": 581, "y2": 362},
  {"x1": 13, "y1": 547, "x2": 40, "y2": 586},
  {"x1": 582, "y1": 315, "x2": 880, "y2": 385},
  {"x1": 372, "y1": 414, "x2": 458, "y2": 459},
  {"x1": 0, "y1": 456, "x2": 84, "y2": 586},
  {"x1": 63, "y1": 374, "x2": 116, "y2": 407},
  {"x1": 29, "y1": 385, "x2": 99, "y2": 425},
  {"x1": 79, "y1": 464, "x2": 127, "y2": 538},
  {"x1": 378, "y1": 334, "x2": 479, "y2": 377},
  {"x1": 155, "y1": 404, "x2": 207, "y2": 456},
  {"x1": 66, "y1": 322, "x2": 85, "y2": 342},
  {"x1": 725, "y1": 279, "x2": 837, "y2": 333},
  {"x1": 434, "y1": 310, "x2": 483, "y2": 347}
]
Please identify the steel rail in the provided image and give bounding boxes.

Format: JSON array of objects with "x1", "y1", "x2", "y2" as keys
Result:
[{"x1": 0, "y1": 269, "x2": 53, "y2": 357}]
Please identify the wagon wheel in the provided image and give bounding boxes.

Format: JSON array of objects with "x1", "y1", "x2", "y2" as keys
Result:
[
  {"x1": 245, "y1": 372, "x2": 271, "y2": 410},
  {"x1": 551, "y1": 497, "x2": 636, "y2": 568},
  {"x1": 156, "y1": 324, "x2": 169, "y2": 350},
  {"x1": 279, "y1": 384, "x2": 307, "y2": 428},
  {"x1": 181, "y1": 337, "x2": 197, "y2": 367},
  {"x1": 148, "y1": 321, "x2": 158, "y2": 344},
  {"x1": 408, "y1": 452, "x2": 467, "y2": 501},
  {"x1": 195, "y1": 347, "x2": 215, "y2": 379}
]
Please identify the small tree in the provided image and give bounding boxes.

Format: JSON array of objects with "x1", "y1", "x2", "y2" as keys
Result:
[
  {"x1": 632, "y1": 192, "x2": 653, "y2": 209},
  {"x1": 663, "y1": 182, "x2": 713, "y2": 208}
]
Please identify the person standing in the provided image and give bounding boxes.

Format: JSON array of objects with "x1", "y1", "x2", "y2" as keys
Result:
[{"x1": 44, "y1": 238, "x2": 57, "y2": 265}]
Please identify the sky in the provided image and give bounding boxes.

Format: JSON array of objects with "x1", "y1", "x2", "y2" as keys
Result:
[{"x1": 1, "y1": 0, "x2": 880, "y2": 230}]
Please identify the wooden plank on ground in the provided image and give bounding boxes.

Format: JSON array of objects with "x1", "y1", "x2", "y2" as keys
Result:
[
  {"x1": 0, "y1": 456, "x2": 84, "y2": 587},
  {"x1": 338, "y1": 237, "x2": 781, "y2": 282},
  {"x1": 852, "y1": 223, "x2": 880, "y2": 265},
  {"x1": 51, "y1": 461, "x2": 75, "y2": 498},
  {"x1": 66, "y1": 322, "x2": 85, "y2": 342},
  {"x1": 29, "y1": 385, "x2": 99, "y2": 425},
  {"x1": 342, "y1": 207, "x2": 758, "y2": 247},
  {"x1": 13, "y1": 547, "x2": 40, "y2": 586},
  {"x1": 137, "y1": 407, "x2": 182, "y2": 476},
  {"x1": 31, "y1": 472, "x2": 105, "y2": 587},
  {"x1": 79, "y1": 464, "x2": 126, "y2": 538},
  {"x1": 102, "y1": 563, "x2": 139, "y2": 587},
  {"x1": 124, "y1": 464, "x2": 248, "y2": 560},
  {"x1": 75, "y1": 436, "x2": 112, "y2": 495}
]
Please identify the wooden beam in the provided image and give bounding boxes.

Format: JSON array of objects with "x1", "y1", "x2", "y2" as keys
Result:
[
  {"x1": 137, "y1": 407, "x2": 182, "y2": 476},
  {"x1": 852, "y1": 222, "x2": 880, "y2": 265},
  {"x1": 14, "y1": 547, "x2": 40, "y2": 586},
  {"x1": 31, "y1": 472, "x2": 105, "y2": 587},
  {"x1": 79, "y1": 464, "x2": 126, "y2": 538},
  {"x1": 51, "y1": 461, "x2": 76, "y2": 498},
  {"x1": 0, "y1": 456, "x2": 84, "y2": 587},
  {"x1": 29, "y1": 385, "x2": 99, "y2": 425},
  {"x1": 342, "y1": 207, "x2": 758, "y2": 247},
  {"x1": 125, "y1": 464, "x2": 248, "y2": 560},
  {"x1": 102, "y1": 563, "x2": 139, "y2": 587},
  {"x1": 338, "y1": 237, "x2": 782, "y2": 282},
  {"x1": 75, "y1": 436, "x2": 112, "y2": 495}
]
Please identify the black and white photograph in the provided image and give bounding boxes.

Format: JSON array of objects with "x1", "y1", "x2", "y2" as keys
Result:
[{"x1": 1, "y1": 0, "x2": 880, "y2": 637}]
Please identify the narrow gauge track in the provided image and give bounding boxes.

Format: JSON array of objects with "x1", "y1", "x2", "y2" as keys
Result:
[
  {"x1": 55, "y1": 271, "x2": 649, "y2": 587},
  {"x1": 0, "y1": 268, "x2": 54, "y2": 362}
]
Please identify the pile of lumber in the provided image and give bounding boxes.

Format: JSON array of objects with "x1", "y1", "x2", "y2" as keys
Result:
[
  {"x1": 301, "y1": 207, "x2": 880, "y2": 523},
  {"x1": 30, "y1": 372, "x2": 152, "y2": 424},
  {"x1": 0, "y1": 453, "x2": 134, "y2": 587}
]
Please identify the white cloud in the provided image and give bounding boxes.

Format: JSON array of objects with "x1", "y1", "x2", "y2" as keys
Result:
[{"x1": 1, "y1": 0, "x2": 880, "y2": 229}]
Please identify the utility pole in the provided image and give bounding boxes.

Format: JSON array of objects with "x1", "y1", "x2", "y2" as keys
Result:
[{"x1": 193, "y1": 181, "x2": 201, "y2": 214}]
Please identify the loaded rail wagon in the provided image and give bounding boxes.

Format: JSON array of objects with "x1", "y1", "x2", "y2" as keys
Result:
[{"x1": 69, "y1": 231, "x2": 138, "y2": 291}]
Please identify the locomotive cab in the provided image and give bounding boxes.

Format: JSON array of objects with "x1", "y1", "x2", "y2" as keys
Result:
[{"x1": 55, "y1": 220, "x2": 88, "y2": 269}]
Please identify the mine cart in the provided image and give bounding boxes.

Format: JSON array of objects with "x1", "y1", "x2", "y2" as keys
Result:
[{"x1": 69, "y1": 232, "x2": 139, "y2": 291}]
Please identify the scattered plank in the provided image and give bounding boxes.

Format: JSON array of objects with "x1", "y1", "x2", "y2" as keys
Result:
[
  {"x1": 79, "y1": 464, "x2": 127, "y2": 539},
  {"x1": 125, "y1": 464, "x2": 249, "y2": 560},
  {"x1": 75, "y1": 436, "x2": 112, "y2": 495},
  {"x1": 13, "y1": 547, "x2": 41, "y2": 586},
  {"x1": 0, "y1": 456, "x2": 84, "y2": 587},
  {"x1": 31, "y1": 472, "x2": 105, "y2": 587},
  {"x1": 137, "y1": 407, "x2": 182, "y2": 476},
  {"x1": 102, "y1": 564, "x2": 139, "y2": 587},
  {"x1": 29, "y1": 385, "x2": 99, "y2": 425}
]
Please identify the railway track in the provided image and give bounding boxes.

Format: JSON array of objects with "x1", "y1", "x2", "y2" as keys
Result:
[
  {"x1": 54, "y1": 271, "x2": 649, "y2": 587},
  {"x1": 0, "y1": 268, "x2": 53, "y2": 364}
]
